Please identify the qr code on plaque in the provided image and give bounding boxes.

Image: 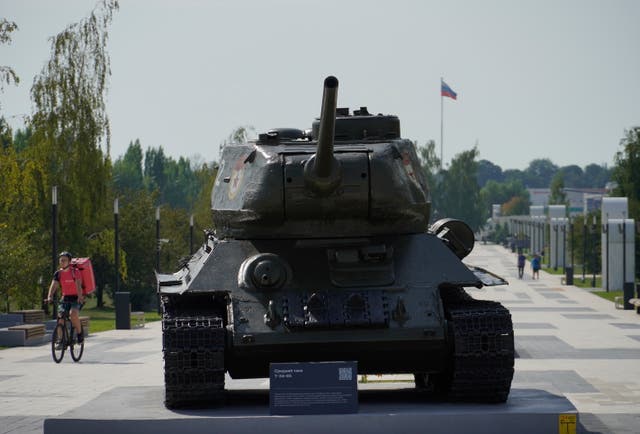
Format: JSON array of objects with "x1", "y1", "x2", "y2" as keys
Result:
[{"x1": 338, "y1": 367, "x2": 352, "y2": 381}]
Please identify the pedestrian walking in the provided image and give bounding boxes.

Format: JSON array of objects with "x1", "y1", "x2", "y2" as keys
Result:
[{"x1": 517, "y1": 251, "x2": 526, "y2": 279}]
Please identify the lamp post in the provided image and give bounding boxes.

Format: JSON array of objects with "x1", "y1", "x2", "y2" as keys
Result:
[
  {"x1": 113, "y1": 196, "x2": 131, "y2": 330},
  {"x1": 189, "y1": 214, "x2": 194, "y2": 255},
  {"x1": 553, "y1": 220, "x2": 558, "y2": 271},
  {"x1": 51, "y1": 186, "x2": 58, "y2": 319},
  {"x1": 582, "y1": 216, "x2": 586, "y2": 282},
  {"x1": 114, "y1": 198, "x2": 119, "y2": 294},
  {"x1": 560, "y1": 219, "x2": 567, "y2": 274},
  {"x1": 156, "y1": 206, "x2": 161, "y2": 314},
  {"x1": 570, "y1": 217, "x2": 574, "y2": 270},
  {"x1": 156, "y1": 206, "x2": 161, "y2": 273},
  {"x1": 591, "y1": 214, "x2": 596, "y2": 288},
  {"x1": 603, "y1": 213, "x2": 609, "y2": 292}
]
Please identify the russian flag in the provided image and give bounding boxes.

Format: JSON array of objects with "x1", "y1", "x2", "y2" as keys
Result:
[{"x1": 441, "y1": 80, "x2": 457, "y2": 100}]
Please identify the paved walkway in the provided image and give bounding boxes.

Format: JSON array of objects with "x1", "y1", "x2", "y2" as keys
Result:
[
  {"x1": 1, "y1": 242, "x2": 639, "y2": 433},
  {"x1": 468, "y1": 243, "x2": 640, "y2": 433}
]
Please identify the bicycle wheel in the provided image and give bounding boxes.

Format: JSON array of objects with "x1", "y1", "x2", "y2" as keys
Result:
[
  {"x1": 51, "y1": 323, "x2": 66, "y2": 363},
  {"x1": 70, "y1": 326, "x2": 84, "y2": 362}
]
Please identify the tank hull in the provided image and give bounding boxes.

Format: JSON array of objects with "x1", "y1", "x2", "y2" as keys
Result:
[{"x1": 159, "y1": 232, "x2": 514, "y2": 407}]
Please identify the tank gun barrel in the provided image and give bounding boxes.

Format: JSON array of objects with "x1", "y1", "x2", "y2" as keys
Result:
[
  {"x1": 304, "y1": 76, "x2": 342, "y2": 195},
  {"x1": 315, "y1": 76, "x2": 339, "y2": 177}
]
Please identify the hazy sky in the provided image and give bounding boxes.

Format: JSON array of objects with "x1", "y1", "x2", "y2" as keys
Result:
[{"x1": 2, "y1": 0, "x2": 639, "y2": 170}]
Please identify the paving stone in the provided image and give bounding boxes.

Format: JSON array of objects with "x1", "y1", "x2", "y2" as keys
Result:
[
  {"x1": 610, "y1": 323, "x2": 640, "y2": 330},
  {"x1": 514, "y1": 322, "x2": 557, "y2": 329},
  {"x1": 562, "y1": 314, "x2": 616, "y2": 320}
]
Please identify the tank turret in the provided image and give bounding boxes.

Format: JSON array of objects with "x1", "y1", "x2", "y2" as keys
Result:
[
  {"x1": 158, "y1": 76, "x2": 514, "y2": 409},
  {"x1": 211, "y1": 76, "x2": 430, "y2": 239}
]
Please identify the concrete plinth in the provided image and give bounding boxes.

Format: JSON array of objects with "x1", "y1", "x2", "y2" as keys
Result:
[{"x1": 45, "y1": 386, "x2": 578, "y2": 434}]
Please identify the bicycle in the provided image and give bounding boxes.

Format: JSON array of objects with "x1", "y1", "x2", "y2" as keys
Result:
[{"x1": 50, "y1": 302, "x2": 85, "y2": 363}]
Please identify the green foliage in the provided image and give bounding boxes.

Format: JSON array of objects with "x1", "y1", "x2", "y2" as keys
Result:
[
  {"x1": 115, "y1": 140, "x2": 212, "y2": 210},
  {"x1": 480, "y1": 179, "x2": 529, "y2": 217},
  {"x1": 86, "y1": 228, "x2": 126, "y2": 307},
  {"x1": 479, "y1": 158, "x2": 609, "y2": 189},
  {"x1": 417, "y1": 140, "x2": 441, "y2": 216},
  {"x1": 0, "y1": 137, "x2": 49, "y2": 312},
  {"x1": 0, "y1": 18, "x2": 20, "y2": 112},
  {"x1": 118, "y1": 190, "x2": 157, "y2": 310},
  {"x1": 612, "y1": 127, "x2": 640, "y2": 219},
  {"x1": 549, "y1": 171, "x2": 567, "y2": 205},
  {"x1": 583, "y1": 164, "x2": 611, "y2": 189},
  {"x1": 29, "y1": 0, "x2": 119, "y2": 254},
  {"x1": 437, "y1": 147, "x2": 486, "y2": 232},
  {"x1": 476, "y1": 159, "x2": 504, "y2": 187},
  {"x1": 113, "y1": 139, "x2": 144, "y2": 192},
  {"x1": 611, "y1": 126, "x2": 640, "y2": 279},
  {"x1": 524, "y1": 158, "x2": 558, "y2": 188},
  {"x1": 487, "y1": 222, "x2": 509, "y2": 244}
]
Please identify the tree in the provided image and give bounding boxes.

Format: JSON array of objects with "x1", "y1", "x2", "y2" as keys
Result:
[
  {"x1": 13, "y1": 127, "x2": 32, "y2": 152},
  {"x1": 612, "y1": 127, "x2": 640, "y2": 219},
  {"x1": 503, "y1": 168, "x2": 526, "y2": 186},
  {"x1": 611, "y1": 127, "x2": 640, "y2": 281},
  {"x1": 559, "y1": 165, "x2": 584, "y2": 188},
  {"x1": 583, "y1": 163, "x2": 611, "y2": 188},
  {"x1": 549, "y1": 171, "x2": 567, "y2": 205},
  {"x1": 417, "y1": 140, "x2": 441, "y2": 218},
  {"x1": 524, "y1": 158, "x2": 558, "y2": 188},
  {"x1": 0, "y1": 19, "x2": 19, "y2": 112},
  {"x1": 480, "y1": 179, "x2": 529, "y2": 217},
  {"x1": 29, "y1": 0, "x2": 119, "y2": 254},
  {"x1": 476, "y1": 159, "x2": 504, "y2": 187},
  {"x1": 0, "y1": 142, "x2": 49, "y2": 311},
  {"x1": 144, "y1": 146, "x2": 167, "y2": 198},
  {"x1": 437, "y1": 147, "x2": 485, "y2": 232},
  {"x1": 113, "y1": 139, "x2": 144, "y2": 193},
  {"x1": 502, "y1": 195, "x2": 529, "y2": 216},
  {"x1": 118, "y1": 190, "x2": 157, "y2": 310}
]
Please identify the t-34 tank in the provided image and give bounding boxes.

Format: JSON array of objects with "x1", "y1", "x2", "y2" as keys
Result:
[{"x1": 157, "y1": 76, "x2": 514, "y2": 408}]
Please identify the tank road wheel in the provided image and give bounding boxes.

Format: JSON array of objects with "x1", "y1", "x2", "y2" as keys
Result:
[
  {"x1": 437, "y1": 289, "x2": 515, "y2": 403},
  {"x1": 161, "y1": 295, "x2": 226, "y2": 409}
]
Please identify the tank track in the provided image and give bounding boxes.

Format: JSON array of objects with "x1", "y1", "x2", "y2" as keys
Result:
[
  {"x1": 428, "y1": 287, "x2": 514, "y2": 403},
  {"x1": 161, "y1": 295, "x2": 226, "y2": 408}
]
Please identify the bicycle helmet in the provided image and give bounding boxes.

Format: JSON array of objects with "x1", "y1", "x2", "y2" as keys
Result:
[{"x1": 58, "y1": 251, "x2": 73, "y2": 260}]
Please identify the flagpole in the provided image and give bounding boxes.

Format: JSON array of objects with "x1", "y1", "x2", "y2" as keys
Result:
[{"x1": 440, "y1": 77, "x2": 444, "y2": 171}]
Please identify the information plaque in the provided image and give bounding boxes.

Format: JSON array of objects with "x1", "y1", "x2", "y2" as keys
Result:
[{"x1": 269, "y1": 361, "x2": 358, "y2": 415}]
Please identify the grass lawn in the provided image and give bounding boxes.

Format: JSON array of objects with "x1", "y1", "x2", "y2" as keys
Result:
[
  {"x1": 590, "y1": 290, "x2": 623, "y2": 303},
  {"x1": 81, "y1": 295, "x2": 161, "y2": 333}
]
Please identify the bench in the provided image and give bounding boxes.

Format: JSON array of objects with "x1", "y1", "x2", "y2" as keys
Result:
[
  {"x1": 79, "y1": 316, "x2": 91, "y2": 336},
  {"x1": 8, "y1": 324, "x2": 45, "y2": 340},
  {"x1": 0, "y1": 324, "x2": 47, "y2": 346},
  {"x1": 0, "y1": 313, "x2": 24, "y2": 329},
  {"x1": 614, "y1": 296, "x2": 625, "y2": 309},
  {"x1": 10, "y1": 309, "x2": 45, "y2": 324},
  {"x1": 131, "y1": 311, "x2": 145, "y2": 328},
  {"x1": 616, "y1": 297, "x2": 640, "y2": 311}
]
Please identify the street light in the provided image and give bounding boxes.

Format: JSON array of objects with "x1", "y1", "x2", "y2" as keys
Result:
[
  {"x1": 582, "y1": 216, "x2": 586, "y2": 283},
  {"x1": 591, "y1": 214, "x2": 596, "y2": 288},
  {"x1": 51, "y1": 186, "x2": 58, "y2": 320},
  {"x1": 603, "y1": 213, "x2": 609, "y2": 292},
  {"x1": 156, "y1": 206, "x2": 161, "y2": 273},
  {"x1": 114, "y1": 198, "x2": 120, "y2": 294},
  {"x1": 561, "y1": 219, "x2": 567, "y2": 273},
  {"x1": 189, "y1": 214, "x2": 194, "y2": 255},
  {"x1": 553, "y1": 220, "x2": 559, "y2": 271}
]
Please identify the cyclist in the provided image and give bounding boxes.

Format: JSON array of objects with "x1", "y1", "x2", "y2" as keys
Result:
[{"x1": 47, "y1": 251, "x2": 84, "y2": 343}]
